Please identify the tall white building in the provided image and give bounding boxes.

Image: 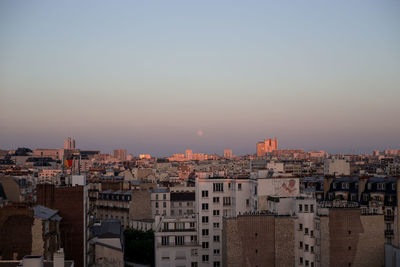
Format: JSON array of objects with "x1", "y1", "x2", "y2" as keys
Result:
[
  {"x1": 154, "y1": 215, "x2": 200, "y2": 267},
  {"x1": 195, "y1": 176, "x2": 252, "y2": 267}
]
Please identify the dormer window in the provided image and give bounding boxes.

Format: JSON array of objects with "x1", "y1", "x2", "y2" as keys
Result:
[{"x1": 342, "y1": 182, "x2": 349, "y2": 190}]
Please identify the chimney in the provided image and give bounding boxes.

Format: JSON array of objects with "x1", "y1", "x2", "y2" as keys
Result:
[
  {"x1": 53, "y1": 248, "x2": 65, "y2": 267},
  {"x1": 22, "y1": 256, "x2": 43, "y2": 267}
]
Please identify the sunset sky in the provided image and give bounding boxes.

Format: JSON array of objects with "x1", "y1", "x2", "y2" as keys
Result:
[{"x1": 1, "y1": 0, "x2": 399, "y2": 156}]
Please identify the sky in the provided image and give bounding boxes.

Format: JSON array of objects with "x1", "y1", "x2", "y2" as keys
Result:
[{"x1": 0, "y1": 0, "x2": 399, "y2": 156}]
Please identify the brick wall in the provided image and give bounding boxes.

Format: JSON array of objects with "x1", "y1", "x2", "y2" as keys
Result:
[
  {"x1": 37, "y1": 184, "x2": 85, "y2": 267},
  {"x1": 0, "y1": 206, "x2": 34, "y2": 260}
]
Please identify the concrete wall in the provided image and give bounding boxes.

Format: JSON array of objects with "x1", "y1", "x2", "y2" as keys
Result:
[{"x1": 95, "y1": 244, "x2": 123, "y2": 267}]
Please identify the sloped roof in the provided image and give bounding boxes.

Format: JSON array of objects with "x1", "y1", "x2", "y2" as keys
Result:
[{"x1": 33, "y1": 205, "x2": 61, "y2": 221}]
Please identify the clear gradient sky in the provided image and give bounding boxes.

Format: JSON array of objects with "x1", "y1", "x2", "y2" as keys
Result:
[{"x1": 1, "y1": 0, "x2": 399, "y2": 156}]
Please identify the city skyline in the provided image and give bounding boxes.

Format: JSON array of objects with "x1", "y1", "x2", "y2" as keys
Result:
[{"x1": 1, "y1": 1, "x2": 399, "y2": 156}]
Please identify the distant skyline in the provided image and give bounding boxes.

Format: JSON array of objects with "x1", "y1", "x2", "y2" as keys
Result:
[{"x1": 1, "y1": 1, "x2": 399, "y2": 156}]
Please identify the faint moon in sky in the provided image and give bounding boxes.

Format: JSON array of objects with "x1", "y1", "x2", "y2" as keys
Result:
[{"x1": 197, "y1": 130, "x2": 204, "y2": 137}]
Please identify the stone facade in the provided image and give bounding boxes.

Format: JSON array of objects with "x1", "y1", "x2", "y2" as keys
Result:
[
  {"x1": 320, "y1": 208, "x2": 385, "y2": 267},
  {"x1": 223, "y1": 214, "x2": 295, "y2": 267},
  {"x1": 129, "y1": 189, "x2": 152, "y2": 220}
]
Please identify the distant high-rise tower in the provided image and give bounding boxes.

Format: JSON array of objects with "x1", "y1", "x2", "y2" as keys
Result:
[
  {"x1": 114, "y1": 149, "x2": 127, "y2": 161},
  {"x1": 257, "y1": 142, "x2": 265, "y2": 157},
  {"x1": 265, "y1": 138, "x2": 278, "y2": 153},
  {"x1": 64, "y1": 137, "x2": 75, "y2": 150},
  {"x1": 257, "y1": 138, "x2": 278, "y2": 156},
  {"x1": 185, "y1": 149, "x2": 193, "y2": 160},
  {"x1": 224, "y1": 149, "x2": 233, "y2": 159}
]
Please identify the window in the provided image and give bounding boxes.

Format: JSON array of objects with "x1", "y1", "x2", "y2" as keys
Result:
[
  {"x1": 305, "y1": 244, "x2": 309, "y2": 252},
  {"x1": 299, "y1": 204, "x2": 303, "y2": 212},
  {"x1": 305, "y1": 204, "x2": 309, "y2": 212},
  {"x1": 213, "y1": 223, "x2": 220, "y2": 229},
  {"x1": 311, "y1": 230, "x2": 314, "y2": 237},
  {"x1": 300, "y1": 257, "x2": 303, "y2": 265},
  {"x1": 190, "y1": 222, "x2": 195, "y2": 228},
  {"x1": 202, "y1": 242, "x2": 209, "y2": 249},
  {"x1": 305, "y1": 260, "x2": 309, "y2": 266},
  {"x1": 299, "y1": 241, "x2": 303, "y2": 248},
  {"x1": 238, "y1": 183, "x2": 242, "y2": 190},
  {"x1": 214, "y1": 262, "x2": 221, "y2": 267},
  {"x1": 163, "y1": 194, "x2": 166, "y2": 200},
  {"x1": 202, "y1": 190, "x2": 208, "y2": 198},
  {"x1": 311, "y1": 246, "x2": 314, "y2": 253},
  {"x1": 164, "y1": 223, "x2": 169, "y2": 230},
  {"x1": 191, "y1": 262, "x2": 198, "y2": 267},
  {"x1": 202, "y1": 255, "x2": 209, "y2": 262},
  {"x1": 191, "y1": 249, "x2": 198, "y2": 256},
  {"x1": 343, "y1": 182, "x2": 349, "y2": 189},
  {"x1": 305, "y1": 228, "x2": 309, "y2": 235},
  {"x1": 202, "y1": 216, "x2": 209, "y2": 223},
  {"x1": 213, "y1": 235, "x2": 220, "y2": 242},
  {"x1": 175, "y1": 236, "x2": 184, "y2": 245},
  {"x1": 191, "y1": 235, "x2": 197, "y2": 242},
  {"x1": 299, "y1": 223, "x2": 303, "y2": 231},
  {"x1": 223, "y1": 197, "x2": 231, "y2": 206},
  {"x1": 155, "y1": 202, "x2": 159, "y2": 208},
  {"x1": 213, "y1": 197, "x2": 220, "y2": 203},
  {"x1": 162, "y1": 236, "x2": 169, "y2": 245},
  {"x1": 214, "y1": 249, "x2": 220, "y2": 255},
  {"x1": 175, "y1": 222, "x2": 184, "y2": 230},
  {"x1": 156, "y1": 194, "x2": 159, "y2": 200},
  {"x1": 202, "y1": 229, "x2": 209, "y2": 236},
  {"x1": 213, "y1": 210, "x2": 220, "y2": 216},
  {"x1": 310, "y1": 204, "x2": 314, "y2": 213},
  {"x1": 213, "y1": 183, "x2": 224, "y2": 192},
  {"x1": 202, "y1": 203, "x2": 209, "y2": 210},
  {"x1": 163, "y1": 202, "x2": 166, "y2": 208},
  {"x1": 246, "y1": 199, "x2": 250, "y2": 207}
]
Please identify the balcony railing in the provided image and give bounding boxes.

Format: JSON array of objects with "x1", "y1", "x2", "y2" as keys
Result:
[
  {"x1": 385, "y1": 230, "x2": 394, "y2": 236},
  {"x1": 384, "y1": 215, "x2": 395, "y2": 222}
]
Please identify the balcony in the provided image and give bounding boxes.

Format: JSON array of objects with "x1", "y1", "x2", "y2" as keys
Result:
[
  {"x1": 385, "y1": 230, "x2": 394, "y2": 236},
  {"x1": 384, "y1": 215, "x2": 395, "y2": 222}
]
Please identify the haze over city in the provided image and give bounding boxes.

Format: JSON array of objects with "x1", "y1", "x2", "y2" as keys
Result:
[{"x1": 1, "y1": 0, "x2": 400, "y2": 156}]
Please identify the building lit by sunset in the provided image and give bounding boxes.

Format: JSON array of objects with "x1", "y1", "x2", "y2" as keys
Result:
[{"x1": 257, "y1": 138, "x2": 278, "y2": 157}]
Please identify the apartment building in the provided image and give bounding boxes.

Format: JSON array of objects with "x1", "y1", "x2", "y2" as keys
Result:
[
  {"x1": 154, "y1": 215, "x2": 200, "y2": 267},
  {"x1": 196, "y1": 176, "x2": 252, "y2": 267}
]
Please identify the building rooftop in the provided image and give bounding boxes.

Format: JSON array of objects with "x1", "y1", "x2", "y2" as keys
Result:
[{"x1": 33, "y1": 205, "x2": 62, "y2": 221}]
